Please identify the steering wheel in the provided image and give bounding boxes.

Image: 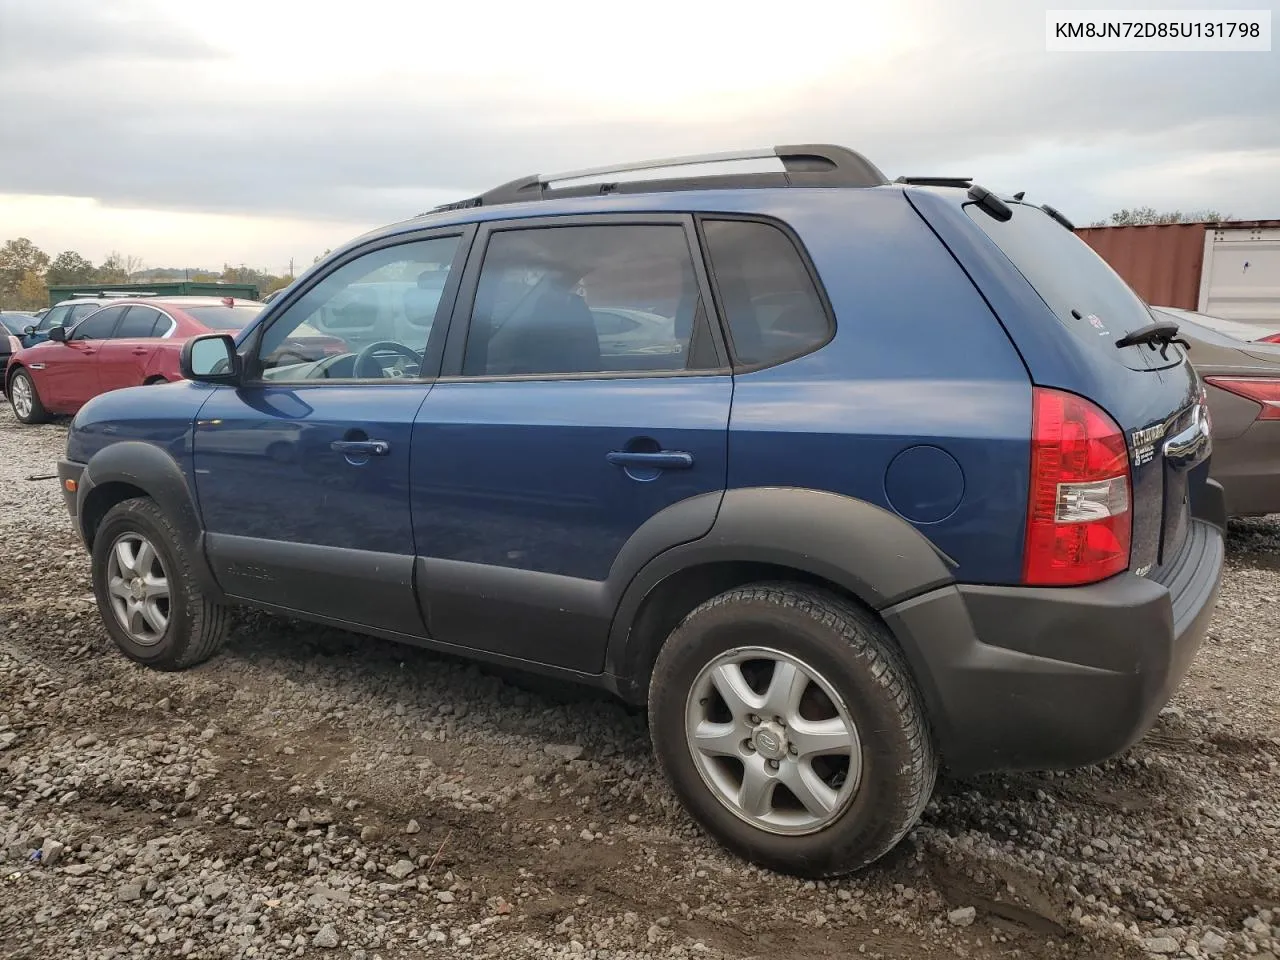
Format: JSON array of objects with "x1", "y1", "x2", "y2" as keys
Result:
[{"x1": 353, "y1": 341, "x2": 421, "y2": 379}]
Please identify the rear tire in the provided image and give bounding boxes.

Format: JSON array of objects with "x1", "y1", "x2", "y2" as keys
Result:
[
  {"x1": 91, "y1": 497, "x2": 233, "y2": 670},
  {"x1": 648, "y1": 582, "x2": 936, "y2": 877},
  {"x1": 8, "y1": 369, "x2": 49, "y2": 424}
]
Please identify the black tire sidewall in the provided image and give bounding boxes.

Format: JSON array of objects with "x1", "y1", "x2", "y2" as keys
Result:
[
  {"x1": 649, "y1": 590, "x2": 927, "y2": 877},
  {"x1": 91, "y1": 500, "x2": 193, "y2": 667}
]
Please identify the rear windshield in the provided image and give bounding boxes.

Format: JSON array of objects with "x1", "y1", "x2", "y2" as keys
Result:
[
  {"x1": 966, "y1": 203, "x2": 1178, "y2": 367},
  {"x1": 183, "y1": 305, "x2": 264, "y2": 330}
]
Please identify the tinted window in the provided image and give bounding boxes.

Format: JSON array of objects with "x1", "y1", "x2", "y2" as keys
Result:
[
  {"x1": 966, "y1": 204, "x2": 1177, "y2": 368},
  {"x1": 71, "y1": 306, "x2": 125, "y2": 340},
  {"x1": 183, "y1": 305, "x2": 264, "y2": 330},
  {"x1": 257, "y1": 236, "x2": 460, "y2": 381},
  {"x1": 68, "y1": 303, "x2": 106, "y2": 324},
  {"x1": 701, "y1": 219, "x2": 830, "y2": 367},
  {"x1": 115, "y1": 307, "x2": 162, "y2": 339},
  {"x1": 463, "y1": 224, "x2": 706, "y2": 377},
  {"x1": 38, "y1": 305, "x2": 71, "y2": 332}
]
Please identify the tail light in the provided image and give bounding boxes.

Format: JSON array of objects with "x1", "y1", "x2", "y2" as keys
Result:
[
  {"x1": 1202, "y1": 376, "x2": 1280, "y2": 421},
  {"x1": 1023, "y1": 388, "x2": 1132, "y2": 586},
  {"x1": 1255, "y1": 332, "x2": 1280, "y2": 344}
]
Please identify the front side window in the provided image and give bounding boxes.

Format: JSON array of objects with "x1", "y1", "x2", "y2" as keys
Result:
[
  {"x1": 71, "y1": 306, "x2": 125, "y2": 340},
  {"x1": 462, "y1": 224, "x2": 707, "y2": 377},
  {"x1": 701, "y1": 219, "x2": 831, "y2": 367},
  {"x1": 255, "y1": 236, "x2": 461, "y2": 382}
]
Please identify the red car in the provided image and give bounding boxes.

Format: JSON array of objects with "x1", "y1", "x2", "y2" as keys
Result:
[{"x1": 5, "y1": 297, "x2": 269, "y2": 423}]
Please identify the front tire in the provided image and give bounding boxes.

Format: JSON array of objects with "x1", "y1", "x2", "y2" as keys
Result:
[
  {"x1": 91, "y1": 497, "x2": 233, "y2": 670},
  {"x1": 648, "y1": 583, "x2": 936, "y2": 877},
  {"x1": 8, "y1": 369, "x2": 49, "y2": 424}
]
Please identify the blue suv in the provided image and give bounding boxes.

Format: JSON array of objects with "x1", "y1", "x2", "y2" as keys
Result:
[{"x1": 57, "y1": 144, "x2": 1225, "y2": 877}]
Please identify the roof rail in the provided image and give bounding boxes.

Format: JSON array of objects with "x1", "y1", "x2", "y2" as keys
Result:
[
  {"x1": 67, "y1": 290, "x2": 156, "y2": 299},
  {"x1": 428, "y1": 143, "x2": 888, "y2": 213},
  {"x1": 894, "y1": 175, "x2": 973, "y2": 187}
]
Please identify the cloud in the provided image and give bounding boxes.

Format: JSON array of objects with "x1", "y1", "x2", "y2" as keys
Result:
[{"x1": 0, "y1": 0, "x2": 1276, "y2": 260}]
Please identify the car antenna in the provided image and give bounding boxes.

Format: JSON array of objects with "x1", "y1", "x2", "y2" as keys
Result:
[{"x1": 1012, "y1": 191, "x2": 1025, "y2": 201}]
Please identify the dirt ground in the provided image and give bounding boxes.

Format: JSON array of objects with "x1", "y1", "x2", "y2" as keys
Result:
[{"x1": 0, "y1": 407, "x2": 1277, "y2": 960}]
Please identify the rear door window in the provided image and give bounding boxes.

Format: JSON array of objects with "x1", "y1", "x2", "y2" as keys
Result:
[
  {"x1": 114, "y1": 307, "x2": 163, "y2": 338},
  {"x1": 966, "y1": 204, "x2": 1179, "y2": 371}
]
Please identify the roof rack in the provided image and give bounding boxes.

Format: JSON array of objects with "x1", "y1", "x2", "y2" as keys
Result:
[
  {"x1": 428, "y1": 143, "x2": 888, "y2": 213},
  {"x1": 66, "y1": 290, "x2": 156, "y2": 299},
  {"x1": 894, "y1": 176, "x2": 973, "y2": 187}
]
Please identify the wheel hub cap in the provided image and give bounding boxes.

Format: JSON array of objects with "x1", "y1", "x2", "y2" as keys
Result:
[{"x1": 751, "y1": 721, "x2": 788, "y2": 761}]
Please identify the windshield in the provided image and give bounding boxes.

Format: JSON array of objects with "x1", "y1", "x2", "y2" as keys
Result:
[
  {"x1": 966, "y1": 202, "x2": 1179, "y2": 370},
  {"x1": 184, "y1": 305, "x2": 265, "y2": 330}
]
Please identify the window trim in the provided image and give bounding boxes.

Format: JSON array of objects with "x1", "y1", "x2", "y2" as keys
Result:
[
  {"x1": 114, "y1": 305, "x2": 172, "y2": 339},
  {"x1": 693, "y1": 213, "x2": 838, "y2": 373},
  {"x1": 236, "y1": 225, "x2": 475, "y2": 387},
  {"x1": 437, "y1": 212, "x2": 730, "y2": 383}
]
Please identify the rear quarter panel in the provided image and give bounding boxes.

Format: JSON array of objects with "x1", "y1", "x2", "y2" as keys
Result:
[{"x1": 728, "y1": 191, "x2": 1032, "y2": 584}]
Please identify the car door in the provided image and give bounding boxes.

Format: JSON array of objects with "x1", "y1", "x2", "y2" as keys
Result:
[
  {"x1": 38, "y1": 305, "x2": 124, "y2": 410},
  {"x1": 191, "y1": 229, "x2": 470, "y2": 635},
  {"x1": 95, "y1": 306, "x2": 168, "y2": 392},
  {"x1": 412, "y1": 215, "x2": 733, "y2": 673}
]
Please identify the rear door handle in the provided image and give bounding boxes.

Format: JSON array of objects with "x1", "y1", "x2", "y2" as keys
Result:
[
  {"x1": 131, "y1": 348, "x2": 148, "y2": 355},
  {"x1": 331, "y1": 439, "x2": 391, "y2": 456},
  {"x1": 606, "y1": 450, "x2": 694, "y2": 470}
]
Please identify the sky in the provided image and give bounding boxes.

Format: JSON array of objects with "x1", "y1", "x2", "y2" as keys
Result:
[{"x1": 0, "y1": 0, "x2": 1276, "y2": 274}]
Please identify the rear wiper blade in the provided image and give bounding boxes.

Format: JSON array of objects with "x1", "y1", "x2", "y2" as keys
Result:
[{"x1": 1113, "y1": 319, "x2": 1190, "y2": 358}]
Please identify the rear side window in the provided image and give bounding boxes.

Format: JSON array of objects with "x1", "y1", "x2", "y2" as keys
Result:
[
  {"x1": 462, "y1": 224, "x2": 713, "y2": 377},
  {"x1": 701, "y1": 219, "x2": 831, "y2": 368},
  {"x1": 182, "y1": 305, "x2": 263, "y2": 330},
  {"x1": 966, "y1": 204, "x2": 1178, "y2": 369}
]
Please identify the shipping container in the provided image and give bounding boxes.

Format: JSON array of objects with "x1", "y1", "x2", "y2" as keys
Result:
[
  {"x1": 1076, "y1": 220, "x2": 1280, "y2": 325},
  {"x1": 47, "y1": 280, "x2": 260, "y2": 306}
]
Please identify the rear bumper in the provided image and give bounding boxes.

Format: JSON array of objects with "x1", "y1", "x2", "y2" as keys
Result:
[
  {"x1": 1210, "y1": 424, "x2": 1280, "y2": 516},
  {"x1": 883, "y1": 517, "x2": 1223, "y2": 776}
]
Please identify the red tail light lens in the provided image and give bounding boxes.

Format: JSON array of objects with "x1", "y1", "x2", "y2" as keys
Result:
[
  {"x1": 1203, "y1": 376, "x2": 1280, "y2": 420},
  {"x1": 1023, "y1": 388, "x2": 1132, "y2": 586},
  {"x1": 1255, "y1": 332, "x2": 1280, "y2": 344}
]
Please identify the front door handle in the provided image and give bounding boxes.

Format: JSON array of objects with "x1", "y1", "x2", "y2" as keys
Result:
[
  {"x1": 606, "y1": 450, "x2": 694, "y2": 470},
  {"x1": 331, "y1": 439, "x2": 391, "y2": 456},
  {"x1": 131, "y1": 348, "x2": 148, "y2": 355}
]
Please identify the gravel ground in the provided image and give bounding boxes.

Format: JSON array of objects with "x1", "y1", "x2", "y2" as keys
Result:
[{"x1": 0, "y1": 405, "x2": 1277, "y2": 960}]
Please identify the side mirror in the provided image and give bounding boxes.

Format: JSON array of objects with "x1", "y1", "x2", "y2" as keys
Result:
[
  {"x1": 181, "y1": 333, "x2": 241, "y2": 384},
  {"x1": 48, "y1": 326, "x2": 68, "y2": 342},
  {"x1": 23, "y1": 325, "x2": 35, "y2": 336}
]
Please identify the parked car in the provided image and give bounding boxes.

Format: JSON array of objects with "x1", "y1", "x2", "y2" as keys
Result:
[
  {"x1": 1153, "y1": 305, "x2": 1280, "y2": 516},
  {"x1": 0, "y1": 312, "x2": 35, "y2": 391},
  {"x1": 56, "y1": 144, "x2": 1224, "y2": 878},
  {"x1": 19, "y1": 296, "x2": 133, "y2": 346},
  {"x1": 6, "y1": 297, "x2": 268, "y2": 423}
]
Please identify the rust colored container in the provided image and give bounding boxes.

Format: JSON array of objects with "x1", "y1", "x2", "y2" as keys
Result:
[{"x1": 1075, "y1": 223, "x2": 1209, "y2": 310}]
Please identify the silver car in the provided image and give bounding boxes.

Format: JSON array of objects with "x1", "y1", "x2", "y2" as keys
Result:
[{"x1": 1154, "y1": 305, "x2": 1280, "y2": 516}]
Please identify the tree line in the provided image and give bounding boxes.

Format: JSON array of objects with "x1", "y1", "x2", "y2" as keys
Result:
[{"x1": 0, "y1": 237, "x2": 295, "y2": 311}]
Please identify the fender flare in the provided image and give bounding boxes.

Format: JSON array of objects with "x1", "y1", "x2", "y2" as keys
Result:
[
  {"x1": 603, "y1": 486, "x2": 956, "y2": 690},
  {"x1": 76, "y1": 440, "x2": 222, "y2": 597}
]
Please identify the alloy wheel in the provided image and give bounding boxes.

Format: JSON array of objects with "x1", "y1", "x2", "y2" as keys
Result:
[
  {"x1": 684, "y1": 646, "x2": 862, "y2": 836},
  {"x1": 105, "y1": 532, "x2": 171, "y2": 646}
]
